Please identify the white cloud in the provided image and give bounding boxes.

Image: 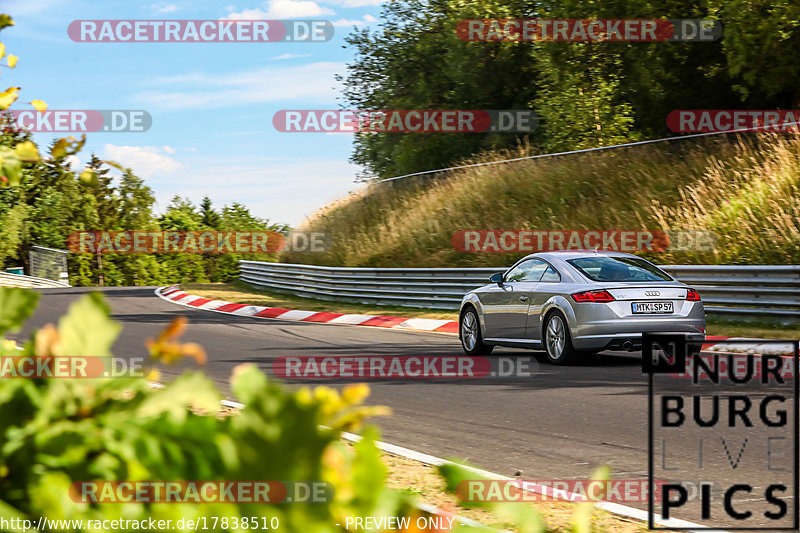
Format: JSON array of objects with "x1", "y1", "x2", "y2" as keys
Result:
[
  {"x1": 325, "y1": 0, "x2": 385, "y2": 6},
  {"x1": 2, "y1": 0, "x2": 64, "y2": 16},
  {"x1": 269, "y1": 52, "x2": 311, "y2": 60},
  {"x1": 135, "y1": 61, "x2": 344, "y2": 110},
  {"x1": 225, "y1": 8, "x2": 271, "y2": 19},
  {"x1": 332, "y1": 14, "x2": 377, "y2": 26},
  {"x1": 102, "y1": 145, "x2": 183, "y2": 178},
  {"x1": 148, "y1": 158, "x2": 363, "y2": 225},
  {"x1": 64, "y1": 155, "x2": 81, "y2": 171},
  {"x1": 162, "y1": 145, "x2": 177, "y2": 154},
  {"x1": 226, "y1": 0, "x2": 334, "y2": 19},
  {"x1": 151, "y1": 3, "x2": 179, "y2": 13}
]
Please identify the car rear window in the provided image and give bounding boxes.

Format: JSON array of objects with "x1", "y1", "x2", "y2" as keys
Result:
[{"x1": 567, "y1": 256, "x2": 673, "y2": 282}]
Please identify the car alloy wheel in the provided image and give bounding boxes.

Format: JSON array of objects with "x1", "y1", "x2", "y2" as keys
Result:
[
  {"x1": 543, "y1": 311, "x2": 578, "y2": 364},
  {"x1": 462, "y1": 310, "x2": 478, "y2": 351},
  {"x1": 460, "y1": 307, "x2": 493, "y2": 355},
  {"x1": 546, "y1": 314, "x2": 566, "y2": 359}
]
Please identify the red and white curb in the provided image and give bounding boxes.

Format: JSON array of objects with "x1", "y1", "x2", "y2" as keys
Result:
[
  {"x1": 703, "y1": 338, "x2": 797, "y2": 355},
  {"x1": 155, "y1": 285, "x2": 791, "y2": 356},
  {"x1": 155, "y1": 285, "x2": 460, "y2": 335}
]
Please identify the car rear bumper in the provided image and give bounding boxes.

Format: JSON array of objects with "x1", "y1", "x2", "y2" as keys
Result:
[
  {"x1": 570, "y1": 305, "x2": 706, "y2": 351},
  {"x1": 573, "y1": 331, "x2": 707, "y2": 351}
]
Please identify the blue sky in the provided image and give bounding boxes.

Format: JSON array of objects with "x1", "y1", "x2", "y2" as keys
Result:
[{"x1": 2, "y1": 0, "x2": 385, "y2": 225}]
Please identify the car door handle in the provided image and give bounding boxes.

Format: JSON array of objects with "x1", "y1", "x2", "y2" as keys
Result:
[{"x1": 519, "y1": 296, "x2": 529, "y2": 302}]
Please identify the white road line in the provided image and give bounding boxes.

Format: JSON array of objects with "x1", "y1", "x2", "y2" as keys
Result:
[{"x1": 338, "y1": 432, "x2": 728, "y2": 532}]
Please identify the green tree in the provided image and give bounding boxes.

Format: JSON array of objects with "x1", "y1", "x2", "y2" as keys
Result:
[
  {"x1": 708, "y1": 0, "x2": 800, "y2": 106},
  {"x1": 157, "y1": 196, "x2": 207, "y2": 283},
  {"x1": 210, "y1": 203, "x2": 286, "y2": 282},
  {"x1": 341, "y1": 0, "x2": 539, "y2": 179},
  {"x1": 110, "y1": 169, "x2": 163, "y2": 285},
  {"x1": 200, "y1": 195, "x2": 221, "y2": 229}
]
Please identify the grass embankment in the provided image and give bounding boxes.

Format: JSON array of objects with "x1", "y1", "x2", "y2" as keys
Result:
[
  {"x1": 182, "y1": 282, "x2": 800, "y2": 339},
  {"x1": 281, "y1": 134, "x2": 800, "y2": 267}
]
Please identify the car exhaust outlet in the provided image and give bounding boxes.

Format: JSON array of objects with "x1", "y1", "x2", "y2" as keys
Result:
[{"x1": 622, "y1": 341, "x2": 634, "y2": 352}]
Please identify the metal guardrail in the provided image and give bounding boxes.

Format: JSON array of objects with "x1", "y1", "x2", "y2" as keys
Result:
[
  {"x1": 239, "y1": 261, "x2": 800, "y2": 319},
  {"x1": 0, "y1": 271, "x2": 71, "y2": 289}
]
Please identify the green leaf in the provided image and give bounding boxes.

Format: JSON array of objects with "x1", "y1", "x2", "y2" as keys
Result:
[
  {"x1": 14, "y1": 141, "x2": 39, "y2": 161},
  {"x1": 50, "y1": 138, "x2": 67, "y2": 159},
  {"x1": 65, "y1": 134, "x2": 86, "y2": 156},
  {"x1": 0, "y1": 152, "x2": 21, "y2": 186},
  {"x1": 231, "y1": 363, "x2": 269, "y2": 405},
  {"x1": 137, "y1": 372, "x2": 221, "y2": 418},
  {"x1": 0, "y1": 15, "x2": 14, "y2": 30},
  {"x1": 79, "y1": 168, "x2": 97, "y2": 186},
  {"x1": 0, "y1": 86, "x2": 19, "y2": 110},
  {"x1": 101, "y1": 159, "x2": 127, "y2": 171},
  {"x1": 571, "y1": 465, "x2": 611, "y2": 533},
  {"x1": 0, "y1": 287, "x2": 39, "y2": 336},
  {"x1": 57, "y1": 292, "x2": 120, "y2": 357},
  {"x1": 437, "y1": 461, "x2": 492, "y2": 509},
  {"x1": 494, "y1": 502, "x2": 546, "y2": 533},
  {"x1": 51, "y1": 135, "x2": 86, "y2": 160},
  {"x1": 351, "y1": 427, "x2": 386, "y2": 510}
]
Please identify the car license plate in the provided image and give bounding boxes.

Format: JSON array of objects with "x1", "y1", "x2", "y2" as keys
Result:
[{"x1": 632, "y1": 301, "x2": 674, "y2": 314}]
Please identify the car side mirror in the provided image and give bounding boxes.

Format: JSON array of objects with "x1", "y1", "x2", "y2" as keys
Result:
[{"x1": 490, "y1": 273, "x2": 503, "y2": 285}]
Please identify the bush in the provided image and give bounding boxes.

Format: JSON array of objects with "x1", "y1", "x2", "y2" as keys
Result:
[{"x1": 0, "y1": 288, "x2": 427, "y2": 532}]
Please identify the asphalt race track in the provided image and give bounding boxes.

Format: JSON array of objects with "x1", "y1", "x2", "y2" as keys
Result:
[{"x1": 13, "y1": 287, "x2": 795, "y2": 529}]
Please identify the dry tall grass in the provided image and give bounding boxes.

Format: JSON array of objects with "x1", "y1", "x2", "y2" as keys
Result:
[{"x1": 282, "y1": 135, "x2": 800, "y2": 267}]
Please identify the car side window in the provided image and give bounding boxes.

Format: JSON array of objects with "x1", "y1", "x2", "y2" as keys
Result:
[
  {"x1": 505, "y1": 259, "x2": 548, "y2": 283},
  {"x1": 539, "y1": 265, "x2": 561, "y2": 282}
]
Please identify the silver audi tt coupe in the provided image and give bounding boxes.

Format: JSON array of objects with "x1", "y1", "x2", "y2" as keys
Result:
[{"x1": 459, "y1": 251, "x2": 706, "y2": 364}]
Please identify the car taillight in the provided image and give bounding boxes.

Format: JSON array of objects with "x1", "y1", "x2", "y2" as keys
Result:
[
  {"x1": 686, "y1": 288, "x2": 701, "y2": 301},
  {"x1": 571, "y1": 290, "x2": 615, "y2": 303}
]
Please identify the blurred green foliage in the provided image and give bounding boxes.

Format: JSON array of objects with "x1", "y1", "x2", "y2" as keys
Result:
[{"x1": 0, "y1": 288, "x2": 442, "y2": 532}]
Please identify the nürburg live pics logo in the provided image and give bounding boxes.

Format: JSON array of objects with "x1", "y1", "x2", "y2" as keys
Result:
[{"x1": 645, "y1": 334, "x2": 799, "y2": 530}]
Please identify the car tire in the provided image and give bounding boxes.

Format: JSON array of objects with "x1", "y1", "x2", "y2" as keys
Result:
[
  {"x1": 543, "y1": 311, "x2": 580, "y2": 365},
  {"x1": 460, "y1": 306, "x2": 494, "y2": 356}
]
